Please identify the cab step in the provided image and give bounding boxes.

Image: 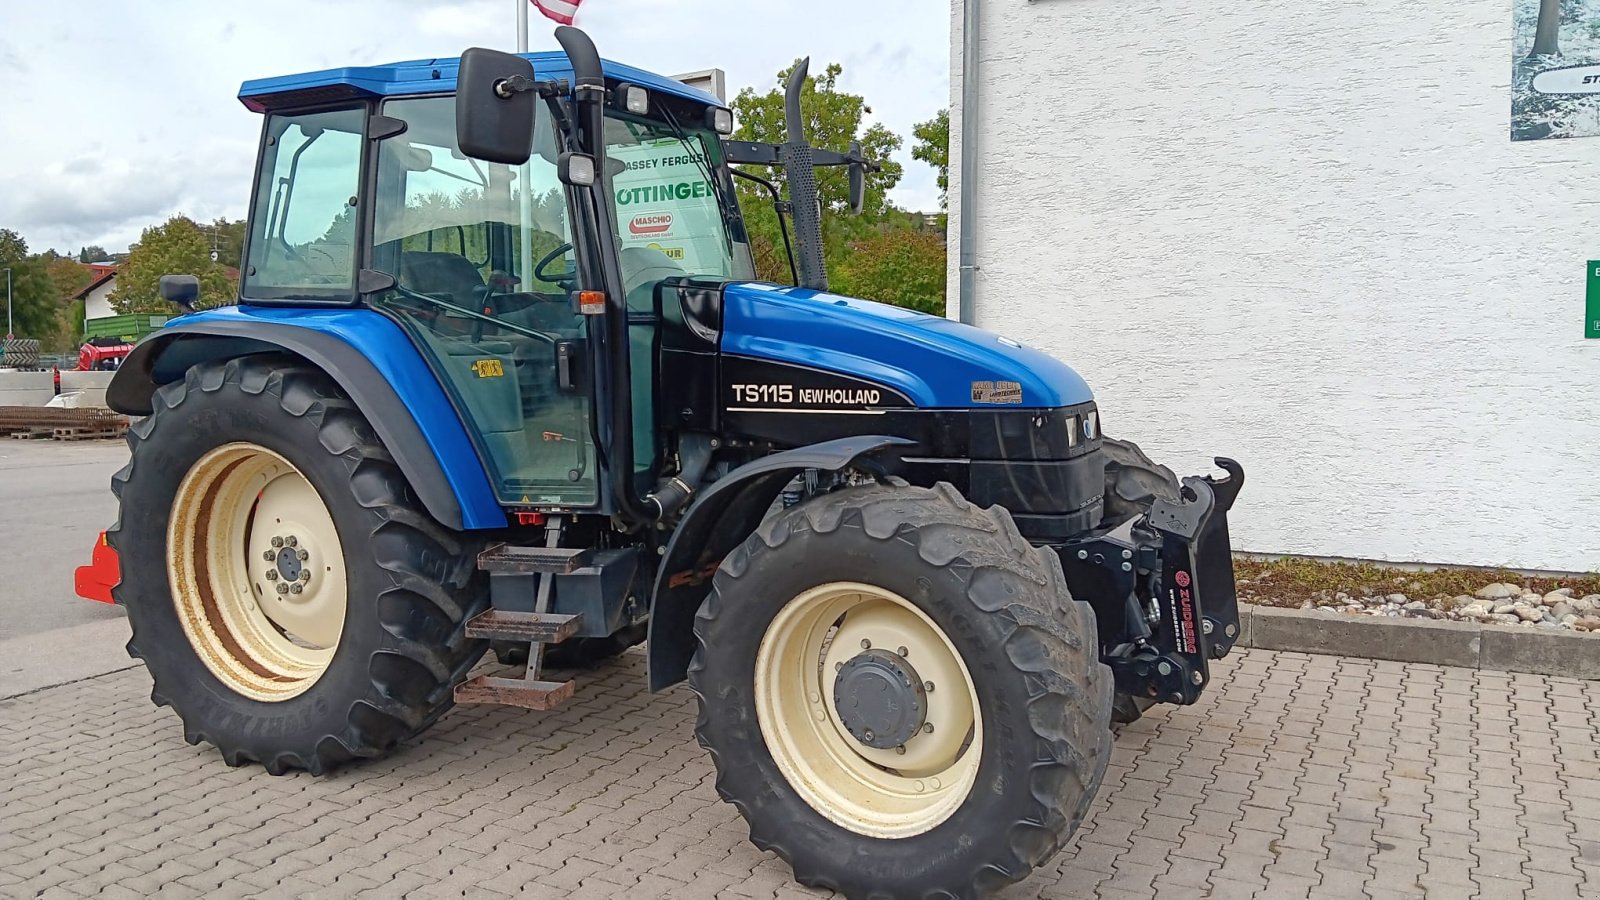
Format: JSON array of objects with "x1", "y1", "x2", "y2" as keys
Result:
[
  {"x1": 464, "y1": 609, "x2": 583, "y2": 644},
  {"x1": 478, "y1": 543, "x2": 595, "y2": 574},
  {"x1": 455, "y1": 675, "x2": 576, "y2": 711}
]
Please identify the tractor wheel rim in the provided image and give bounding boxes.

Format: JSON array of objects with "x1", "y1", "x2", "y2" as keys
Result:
[
  {"x1": 754, "y1": 582, "x2": 982, "y2": 838},
  {"x1": 168, "y1": 443, "x2": 347, "y2": 702}
]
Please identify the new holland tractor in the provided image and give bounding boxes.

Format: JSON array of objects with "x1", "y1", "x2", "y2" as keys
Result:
[{"x1": 82, "y1": 26, "x2": 1243, "y2": 898}]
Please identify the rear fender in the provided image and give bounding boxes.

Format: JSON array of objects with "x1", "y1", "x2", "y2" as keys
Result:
[
  {"x1": 106, "y1": 306, "x2": 506, "y2": 531},
  {"x1": 646, "y1": 435, "x2": 914, "y2": 691}
]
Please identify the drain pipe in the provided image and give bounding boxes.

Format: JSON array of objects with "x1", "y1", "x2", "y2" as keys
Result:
[{"x1": 956, "y1": 0, "x2": 981, "y2": 325}]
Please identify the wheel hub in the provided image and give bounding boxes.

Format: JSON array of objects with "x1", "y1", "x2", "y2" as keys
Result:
[
  {"x1": 275, "y1": 544, "x2": 304, "y2": 582},
  {"x1": 832, "y1": 648, "x2": 927, "y2": 749}
]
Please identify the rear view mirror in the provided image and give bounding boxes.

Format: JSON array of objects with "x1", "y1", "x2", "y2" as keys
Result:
[
  {"x1": 159, "y1": 274, "x2": 200, "y2": 312},
  {"x1": 456, "y1": 48, "x2": 537, "y2": 165},
  {"x1": 847, "y1": 141, "x2": 867, "y2": 215}
]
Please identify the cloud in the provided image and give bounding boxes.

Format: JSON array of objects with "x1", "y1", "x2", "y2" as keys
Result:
[{"x1": 0, "y1": 0, "x2": 951, "y2": 248}]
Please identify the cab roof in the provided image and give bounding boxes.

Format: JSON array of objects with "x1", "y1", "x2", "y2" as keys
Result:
[{"x1": 238, "y1": 50, "x2": 722, "y2": 113}]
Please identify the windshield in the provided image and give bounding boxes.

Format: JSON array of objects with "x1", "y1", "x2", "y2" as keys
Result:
[{"x1": 605, "y1": 113, "x2": 754, "y2": 294}]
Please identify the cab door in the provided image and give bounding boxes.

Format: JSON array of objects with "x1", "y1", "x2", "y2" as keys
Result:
[{"x1": 367, "y1": 95, "x2": 599, "y2": 508}]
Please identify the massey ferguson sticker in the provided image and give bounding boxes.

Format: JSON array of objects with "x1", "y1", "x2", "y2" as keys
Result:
[{"x1": 628, "y1": 212, "x2": 673, "y2": 236}]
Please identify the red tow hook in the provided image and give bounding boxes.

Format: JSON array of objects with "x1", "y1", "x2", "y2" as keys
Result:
[{"x1": 74, "y1": 531, "x2": 121, "y2": 604}]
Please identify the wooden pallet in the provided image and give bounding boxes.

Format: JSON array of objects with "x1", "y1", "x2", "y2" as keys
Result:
[{"x1": 51, "y1": 425, "x2": 126, "y2": 441}]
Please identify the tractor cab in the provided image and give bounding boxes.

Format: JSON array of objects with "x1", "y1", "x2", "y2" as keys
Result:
[{"x1": 234, "y1": 43, "x2": 756, "y2": 515}]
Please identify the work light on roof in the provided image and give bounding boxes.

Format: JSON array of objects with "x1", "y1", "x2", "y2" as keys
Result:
[
  {"x1": 708, "y1": 107, "x2": 734, "y2": 135},
  {"x1": 619, "y1": 84, "x2": 649, "y2": 115}
]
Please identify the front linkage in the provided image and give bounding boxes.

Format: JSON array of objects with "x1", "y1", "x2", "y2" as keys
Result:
[{"x1": 1058, "y1": 458, "x2": 1245, "y2": 706}]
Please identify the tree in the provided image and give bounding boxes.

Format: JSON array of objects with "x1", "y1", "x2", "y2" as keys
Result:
[
  {"x1": 110, "y1": 216, "x2": 237, "y2": 314},
  {"x1": 831, "y1": 229, "x2": 947, "y2": 315},
  {"x1": 732, "y1": 61, "x2": 904, "y2": 282},
  {"x1": 1532, "y1": 0, "x2": 1561, "y2": 56},
  {"x1": 77, "y1": 245, "x2": 110, "y2": 264},
  {"x1": 47, "y1": 257, "x2": 92, "y2": 299},
  {"x1": 0, "y1": 229, "x2": 65, "y2": 341},
  {"x1": 912, "y1": 109, "x2": 950, "y2": 208}
]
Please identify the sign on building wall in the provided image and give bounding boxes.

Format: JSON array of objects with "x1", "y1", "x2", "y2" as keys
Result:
[
  {"x1": 1588, "y1": 261, "x2": 1600, "y2": 337},
  {"x1": 1512, "y1": 0, "x2": 1600, "y2": 139}
]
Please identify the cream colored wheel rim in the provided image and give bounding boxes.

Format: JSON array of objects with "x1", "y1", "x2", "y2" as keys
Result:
[
  {"x1": 754, "y1": 582, "x2": 982, "y2": 838},
  {"x1": 168, "y1": 443, "x2": 348, "y2": 702}
]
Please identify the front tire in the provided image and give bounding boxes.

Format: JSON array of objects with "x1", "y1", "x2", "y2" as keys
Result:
[
  {"x1": 689, "y1": 482, "x2": 1113, "y2": 899},
  {"x1": 108, "y1": 356, "x2": 489, "y2": 774}
]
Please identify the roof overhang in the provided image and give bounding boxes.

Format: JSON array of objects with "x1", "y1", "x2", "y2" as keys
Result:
[{"x1": 238, "y1": 51, "x2": 722, "y2": 112}]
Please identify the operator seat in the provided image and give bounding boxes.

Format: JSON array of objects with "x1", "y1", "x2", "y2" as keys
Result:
[{"x1": 399, "y1": 251, "x2": 487, "y2": 306}]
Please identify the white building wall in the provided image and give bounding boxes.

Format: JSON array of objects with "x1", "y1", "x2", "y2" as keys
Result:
[
  {"x1": 83, "y1": 279, "x2": 116, "y2": 321},
  {"x1": 951, "y1": 0, "x2": 1600, "y2": 571}
]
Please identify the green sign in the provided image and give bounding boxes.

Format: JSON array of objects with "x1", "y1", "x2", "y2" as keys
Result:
[{"x1": 1590, "y1": 261, "x2": 1600, "y2": 339}]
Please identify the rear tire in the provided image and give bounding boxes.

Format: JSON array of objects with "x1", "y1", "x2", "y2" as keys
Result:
[
  {"x1": 109, "y1": 356, "x2": 489, "y2": 774},
  {"x1": 1100, "y1": 436, "x2": 1180, "y2": 724},
  {"x1": 689, "y1": 482, "x2": 1113, "y2": 899}
]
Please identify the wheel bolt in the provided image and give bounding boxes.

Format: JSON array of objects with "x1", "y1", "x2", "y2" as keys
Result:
[
  {"x1": 300, "y1": 571, "x2": 311, "y2": 582},
  {"x1": 863, "y1": 729, "x2": 874, "y2": 742},
  {"x1": 296, "y1": 549, "x2": 309, "y2": 562},
  {"x1": 895, "y1": 745, "x2": 906, "y2": 755},
  {"x1": 860, "y1": 639, "x2": 871, "y2": 650},
  {"x1": 1202, "y1": 620, "x2": 1215, "y2": 635},
  {"x1": 1077, "y1": 549, "x2": 1088, "y2": 560},
  {"x1": 265, "y1": 570, "x2": 278, "y2": 581},
  {"x1": 1121, "y1": 562, "x2": 1133, "y2": 572},
  {"x1": 1157, "y1": 661, "x2": 1172, "y2": 676},
  {"x1": 896, "y1": 646, "x2": 909, "y2": 658},
  {"x1": 275, "y1": 582, "x2": 289, "y2": 595},
  {"x1": 271, "y1": 536, "x2": 284, "y2": 548},
  {"x1": 1225, "y1": 624, "x2": 1238, "y2": 638},
  {"x1": 290, "y1": 584, "x2": 303, "y2": 595},
  {"x1": 924, "y1": 681, "x2": 935, "y2": 692},
  {"x1": 262, "y1": 550, "x2": 276, "y2": 562},
  {"x1": 285, "y1": 536, "x2": 297, "y2": 548},
  {"x1": 923, "y1": 723, "x2": 935, "y2": 734},
  {"x1": 1190, "y1": 671, "x2": 1204, "y2": 686}
]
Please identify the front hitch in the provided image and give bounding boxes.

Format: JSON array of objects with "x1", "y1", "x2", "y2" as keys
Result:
[{"x1": 1059, "y1": 458, "x2": 1245, "y2": 706}]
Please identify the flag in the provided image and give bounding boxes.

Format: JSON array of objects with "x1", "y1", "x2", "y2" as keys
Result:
[{"x1": 532, "y1": 0, "x2": 582, "y2": 25}]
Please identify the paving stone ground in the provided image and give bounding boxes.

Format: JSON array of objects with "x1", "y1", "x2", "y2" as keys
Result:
[{"x1": 1, "y1": 647, "x2": 1597, "y2": 899}]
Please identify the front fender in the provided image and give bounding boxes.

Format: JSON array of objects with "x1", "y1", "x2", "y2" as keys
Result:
[
  {"x1": 107, "y1": 306, "x2": 506, "y2": 531},
  {"x1": 646, "y1": 434, "x2": 914, "y2": 691}
]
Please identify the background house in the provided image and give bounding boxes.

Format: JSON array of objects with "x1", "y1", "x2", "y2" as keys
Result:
[{"x1": 948, "y1": 0, "x2": 1600, "y2": 571}]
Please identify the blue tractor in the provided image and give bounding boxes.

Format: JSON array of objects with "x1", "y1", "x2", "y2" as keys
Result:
[{"x1": 95, "y1": 27, "x2": 1242, "y2": 898}]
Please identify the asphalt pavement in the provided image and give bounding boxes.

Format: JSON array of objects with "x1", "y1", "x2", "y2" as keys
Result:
[{"x1": 0, "y1": 439, "x2": 132, "y2": 697}]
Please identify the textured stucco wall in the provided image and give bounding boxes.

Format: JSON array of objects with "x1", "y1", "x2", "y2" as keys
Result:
[{"x1": 950, "y1": 0, "x2": 1600, "y2": 570}]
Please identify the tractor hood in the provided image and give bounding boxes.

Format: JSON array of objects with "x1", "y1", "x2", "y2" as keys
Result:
[{"x1": 719, "y1": 282, "x2": 1093, "y2": 409}]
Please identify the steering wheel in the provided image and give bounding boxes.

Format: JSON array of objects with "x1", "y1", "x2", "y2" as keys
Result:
[{"x1": 533, "y1": 243, "x2": 577, "y2": 288}]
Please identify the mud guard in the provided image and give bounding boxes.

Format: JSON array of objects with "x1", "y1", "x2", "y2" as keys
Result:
[{"x1": 646, "y1": 435, "x2": 914, "y2": 691}]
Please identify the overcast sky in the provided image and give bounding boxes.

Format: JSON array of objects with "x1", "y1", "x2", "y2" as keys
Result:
[{"x1": 0, "y1": 0, "x2": 950, "y2": 256}]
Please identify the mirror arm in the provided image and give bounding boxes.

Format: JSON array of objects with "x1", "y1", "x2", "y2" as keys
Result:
[{"x1": 730, "y1": 168, "x2": 799, "y2": 286}]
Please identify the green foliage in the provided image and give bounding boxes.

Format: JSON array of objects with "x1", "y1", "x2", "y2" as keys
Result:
[
  {"x1": 77, "y1": 245, "x2": 110, "y2": 264},
  {"x1": 732, "y1": 61, "x2": 903, "y2": 282},
  {"x1": 111, "y1": 216, "x2": 238, "y2": 314},
  {"x1": 0, "y1": 228, "x2": 65, "y2": 342},
  {"x1": 47, "y1": 257, "x2": 92, "y2": 299},
  {"x1": 912, "y1": 109, "x2": 950, "y2": 208},
  {"x1": 831, "y1": 229, "x2": 947, "y2": 315}
]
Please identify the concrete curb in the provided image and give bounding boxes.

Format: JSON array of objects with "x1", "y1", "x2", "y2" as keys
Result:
[{"x1": 1238, "y1": 604, "x2": 1600, "y2": 680}]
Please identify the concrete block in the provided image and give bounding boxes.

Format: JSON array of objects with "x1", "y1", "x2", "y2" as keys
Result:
[
  {"x1": 58, "y1": 371, "x2": 115, "y2": 409},
  {"x1": 0, "y1": 371, "x2": 55, "y2": 407},
  {"x1": 1479, "y1": 626, "x2": 1600, "y2": 681},
  {"x1": 1248, "y1": 605, "x2": 1481, "y2": 670}
]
